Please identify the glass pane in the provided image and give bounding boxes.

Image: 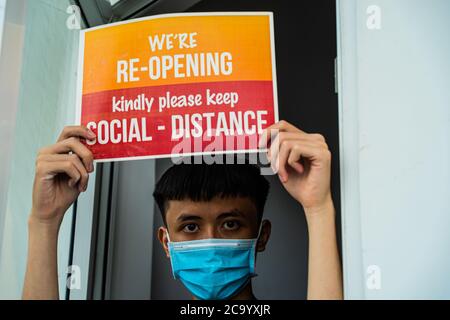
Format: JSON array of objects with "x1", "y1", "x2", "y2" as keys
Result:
[{"x1": 0, "y1": 0, "x2": 80, "y2": 299}]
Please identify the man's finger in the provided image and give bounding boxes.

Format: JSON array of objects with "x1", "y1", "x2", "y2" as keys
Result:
[
  {"x1": 259, "y1": 120, "x2": 305, "y2": 149},
  {"x1": 268, "y1": 120, "x2": 304, "y2": 133},
  {"x1": 287, "y1": 147, "x2": 306, "y2": 175},
  {"x1": 45, "y1": 137, "x2": 94, "y2": 173},
  {"x1": 274, "y1": 140, "x2": 291, "y2": 183},
  {"x1": 67, "y1": 154, "x2": 89, "y2": 192},
  {"x1": 36, "y1": 160, "x2": 82, "y2": 189},
  {"x1": 268, "y1": 132, "x2": 304, "y2": 163},
  {"x1": 37, "y1": 154, "x2": 90, "y2": 191},
  {"x1": 276, "y1": 140, "x2": 331, "y2": 182},
  {"x1": 58, "y1": 125, "x2": 96, "y2": 142}
]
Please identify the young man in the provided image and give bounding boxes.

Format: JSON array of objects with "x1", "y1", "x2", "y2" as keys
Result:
[{"x1": 23, "y1": 120, "x2": 342, "y2": 300}]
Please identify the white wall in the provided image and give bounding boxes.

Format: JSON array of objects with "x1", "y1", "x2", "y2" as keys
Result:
[{"x1": 338, "y1": 0, "x2": 450, "y2": 299}]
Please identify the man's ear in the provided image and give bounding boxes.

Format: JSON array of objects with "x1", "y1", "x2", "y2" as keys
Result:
[
  {"x1": 256, "y1": 219, "x2": 271, "y2": 252},
  {"x1": 158, "y1": 226, "x2": 170, "y2": 258}
]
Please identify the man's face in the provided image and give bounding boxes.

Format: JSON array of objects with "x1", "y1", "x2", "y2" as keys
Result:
[{"x1": 158, "y1": 196, "x2": 271, "y2": 256}]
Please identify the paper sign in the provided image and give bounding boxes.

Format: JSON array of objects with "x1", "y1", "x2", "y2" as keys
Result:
[{"x1": 76, "y1": 12, "x2": 278, "y2": 162}]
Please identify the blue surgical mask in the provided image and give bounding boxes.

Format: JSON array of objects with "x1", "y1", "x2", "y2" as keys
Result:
[{"x1": 167, "y1": 231, "x2": 260, "y2": 300}]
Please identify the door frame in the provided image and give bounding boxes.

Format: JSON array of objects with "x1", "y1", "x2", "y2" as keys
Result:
[
  {"x1": 335, "y1": 0, "x2": 365, "y2": 299},
  {"x1": 70, "y1": 0, "x2": 353, "y2": 300}
]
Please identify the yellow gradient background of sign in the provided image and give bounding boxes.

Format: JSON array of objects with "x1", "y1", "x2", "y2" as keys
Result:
[{"x1": 82, "y1": 15, "x2": 273, "y2": 95}]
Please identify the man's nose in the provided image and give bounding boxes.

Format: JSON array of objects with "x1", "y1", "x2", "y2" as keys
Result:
[{"x1": 204, "y1": 226, "x2": 220, "y2": 239}]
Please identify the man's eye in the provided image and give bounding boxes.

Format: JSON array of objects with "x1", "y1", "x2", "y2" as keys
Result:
[
  {"x1": 182, "y1": 224, "x2": 199, "y2": 233},
  {"x1": 223, "y1": 221, "x2": 240, "y2": 231}
]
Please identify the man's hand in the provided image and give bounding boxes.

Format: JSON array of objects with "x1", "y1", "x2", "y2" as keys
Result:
[
  {"x1": 31, "y1": 126, "x2": 96, "y2": 226},
  {"x1": 260, "y1": 120, "x2": 343, "y2": 299},
  {"x1": 24, "y1": 125, "x2": 96, "y2": 300},
  {"x1": 260, "y1": 120, "x2": 332, "y2": 213}
]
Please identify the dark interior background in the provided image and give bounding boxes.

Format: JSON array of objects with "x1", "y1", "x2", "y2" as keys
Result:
[{"x1": 150, "y1": 0, "x2": 340, "y2": 300}]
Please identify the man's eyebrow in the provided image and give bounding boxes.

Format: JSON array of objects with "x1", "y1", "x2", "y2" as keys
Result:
[
  {"x1": 217, "y1": 209, "x2": 246, "y2": 220},
  {"x1": 176, "y1": 214, "x2": 202, "y2": 222}
]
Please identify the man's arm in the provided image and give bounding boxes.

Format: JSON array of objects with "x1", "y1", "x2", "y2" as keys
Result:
[
  {"x1": 23, "y1": 216, "x2": 61, "y2": 299},
  {"x1": 261, "y1": 120, "x2": 343, "y2": 300},
  {"x1": 23, "y1": 126, "x2": 95, "y2": 300},
  {"x1": 305, "y1": 198, "x2": 343, "y2": 300}
]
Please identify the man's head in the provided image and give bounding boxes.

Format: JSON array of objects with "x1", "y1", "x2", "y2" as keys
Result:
[{"x1": 153, "y1": 161, "x2": 272, "y2": 257}]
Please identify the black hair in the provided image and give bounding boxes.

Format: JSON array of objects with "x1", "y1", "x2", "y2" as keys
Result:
[{"x1": 153, "y1": 160, "x2": 270, "y2": 224}]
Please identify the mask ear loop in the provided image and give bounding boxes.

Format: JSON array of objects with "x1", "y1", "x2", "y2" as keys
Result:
[
  {"x1": 165, "y1": 229, "x2": 171, "y2": 243},
  {"x1": 256, "y1": 222, "x2": 264, "y2": 240},
  {"x1": 256, "y1": 221, "x2": 263, "y2": 239},
  {"x1": 250, "y1": 222, "x2": 264, "y2": 275}
]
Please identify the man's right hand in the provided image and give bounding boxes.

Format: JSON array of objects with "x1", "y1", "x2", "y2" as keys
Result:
[{"x1": 31, "y1": 126, "x2": 96, "y2": 226}]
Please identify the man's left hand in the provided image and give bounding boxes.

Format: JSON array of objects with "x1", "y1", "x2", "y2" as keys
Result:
[{"x1": 260, "y1": 120, "x2": 333, "y2": 213}]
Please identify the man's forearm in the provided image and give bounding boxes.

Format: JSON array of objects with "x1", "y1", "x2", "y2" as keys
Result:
[
  {"x1": 23, "y1": 215, "x2": 60, "y2": 300},
  {"x1": 305, "y1": 199, "x2": 343, "y2": 300}
]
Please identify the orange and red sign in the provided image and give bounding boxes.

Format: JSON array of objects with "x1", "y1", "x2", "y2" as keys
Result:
[{"x1": 76, "y1": 12, "x2": 278, "y2": 162}]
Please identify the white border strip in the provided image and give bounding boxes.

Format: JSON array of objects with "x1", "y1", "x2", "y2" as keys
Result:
[{"x1": 336, "y1": 0, "x2": 365, "y2": 299}]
